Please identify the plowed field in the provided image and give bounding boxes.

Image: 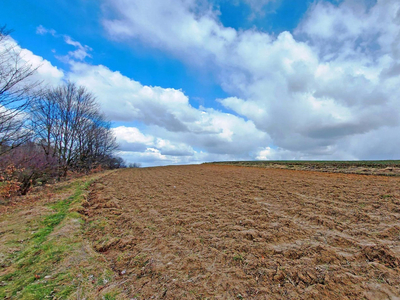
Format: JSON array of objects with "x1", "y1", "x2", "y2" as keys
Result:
[{"x1": 84, "y1": 165, "x2": 400, "y2": 299}]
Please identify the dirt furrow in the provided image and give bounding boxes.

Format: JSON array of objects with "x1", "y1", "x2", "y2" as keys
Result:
[{"x1": 83, "y1": 165, "x2": 400, "y2": 299}]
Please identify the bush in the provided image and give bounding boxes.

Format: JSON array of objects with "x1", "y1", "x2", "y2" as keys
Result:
[
  {"x1": 0, "y1": 142, "x2": 59, "y2": 196},
  {"x1": 0, "y1": 165, "x2": 21, "y2": 200}
]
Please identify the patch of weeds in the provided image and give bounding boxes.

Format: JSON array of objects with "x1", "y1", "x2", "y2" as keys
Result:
[
  {"x1": 233, "y1": 253, "x2": 244, "y2": 262},
  {"x1": 103, "y1": 293, "x2": 117, "y2": 300},
  {"x1": 381, "y1": 194, "x2": 393, "y2": 199}
]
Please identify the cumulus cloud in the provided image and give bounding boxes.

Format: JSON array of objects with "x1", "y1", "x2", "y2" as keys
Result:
[
  {"x1": 117, "y1": 148, "x2": 249, "y2": 167},
  {"x1": 67, "y1": 62, "x2": 269, "y2": 159},
  {"x1": 7, "y1": 27, "x2": 266, "y2": 166},
  {"x1": 28, "y1": 27, "x2": 269, "y2": 166},
  {"x1": 101, "y1": 0, "x2": 400, "y2": 160},
  {"x1": 117, "y1": 149, "x2": 171, "y2": 167},
  {"x1": 23, "y1": 1, "x2": 400, "y2": 165},
  {"x1": 0, "y1": 35, "x2": 64, "y2": 88},
  {"x1": 20, "y1": 49, "x2": 64, "y2": 87},
  {"x1": 113, "y1": 126, "x2": 195, "y2": 157}
]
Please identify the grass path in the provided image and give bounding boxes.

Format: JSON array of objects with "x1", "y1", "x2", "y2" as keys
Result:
[{"x1": 0, "y1": 172, "x2": 125, "y2": 300}]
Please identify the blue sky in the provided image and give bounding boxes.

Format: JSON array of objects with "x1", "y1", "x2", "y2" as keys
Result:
[
  {"x1": 1, "y1": 0, "x2": 399, "y2": 166},
  {"x1": 1, "y1": 0, "x2": 314, "y2": 108},
  {"x1": 2, "y1": 0, "x2": 228, "y2": 108}
]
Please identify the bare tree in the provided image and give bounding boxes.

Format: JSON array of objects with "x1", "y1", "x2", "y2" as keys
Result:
[
  {"x1": 75, "y1": 116, "x2": 118, "y2": 171},
  {"x1": 0, "y1": 26, "x2": 41, "y2": 154},
  {"x1": 30, "y1": 89, "x2": 60, "y2": 159},
  {"x1": 31, "y1": 82, "x2": 118, "y2": 176}
]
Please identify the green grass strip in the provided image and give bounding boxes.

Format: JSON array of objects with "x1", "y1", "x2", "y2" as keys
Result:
[{"x1": 0, "y1": 179, "x2": 91, "y2": 299}]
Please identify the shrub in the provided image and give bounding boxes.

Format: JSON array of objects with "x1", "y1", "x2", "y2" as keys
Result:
[{"x1": 0, "y1": 165, "x2": 21, "y2": 200}]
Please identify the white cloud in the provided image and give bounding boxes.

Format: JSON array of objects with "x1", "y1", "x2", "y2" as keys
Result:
[
  {"x1": 19, "y1": 48, "x2": 64, "y2": 87},
  {"x1": 63, "y1": 36, "x2": 92, "y2": 61},
  {"x1": 36, "y1": 25, "x2": 57, "y2": 36},
  {"x1": 117, "y1": 149, "x2": 170, "y2": 167},
  {"x1": 0, "y1": 35, "x2": 64, "y2": 88},
  {"x1": 17, "y1": 2, "x2": 400, "y2": 165},
  {"x1": 9, "y1": 29, "x2": 269, "y2": 166},
  {"x1": 117, "y1": 148, "x2": 249, "y2": 167},
  {"x1": 67, "y1": 62, "x2": 269, "y2": 160},
  {"x1": 113, "y1": 126, "x2": 195, "y2": 157},
  {"x1": 101, "y1": 0, "x2": 400, "y2": 160},
  {"x1": 36, "y1": 26, "x2": 92, "y2": 62}
]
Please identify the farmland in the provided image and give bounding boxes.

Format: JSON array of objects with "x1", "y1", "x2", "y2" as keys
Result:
[
  {"x1": 1, "y1": 164, "x2": 400, "y2": 299},
  {"x1": 210, "y1": 160, "x2": 400, "y2": 176},
  {"x1": 84, "y1": 165, "x2": 400, "y2": 299}
]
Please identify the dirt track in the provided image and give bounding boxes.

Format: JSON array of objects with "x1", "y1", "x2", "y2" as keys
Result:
[{"x1": 84, "y1": 165, "x2": 400, "y2": 299}]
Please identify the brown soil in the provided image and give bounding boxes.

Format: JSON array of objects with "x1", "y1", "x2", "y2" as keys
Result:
[
  {"x1": 83, "y1": 165, "x2": 400, "y2": 299},
  {"x1": 211, "y1": 161, "x2": 400, "y2": 177}
]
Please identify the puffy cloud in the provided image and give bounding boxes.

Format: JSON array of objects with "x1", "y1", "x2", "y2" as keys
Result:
[
  {"x1": 67, "y1": 62, "x2": 269, "y2": 160},
  {"x1": 117, "y1": 149, "x2": 171, "y2": 167},
  {"x1": 113, "y1": 126, "x2": 154, "y2": 152},
  {"x1": 19, "y1": 48, "x2": 64, "y2": 87},
  {"x1": 113, "y1": 126, "x2": 195, "y2": 157},
  {"x1": 117, "y1": 148, "x2": 251, "y2": 167},
  {"x1": 9, "y1": 29, "x2": 269, "y2": 166},
  {"x1": 0, "y1": 35, "x2": 64, "y2": 88},
  {"x1": 29, "y1": 26, "x2": 270, "y2": 165},
  {"x1": 15, "y1": 1, "x2": 400, "y2": 165},
  {"x1": 101, "y1": 0, "x2": 400, "y2": 160},
  {"x1": 68, "y1": 62, "x2": 194, "y2": 131},
  {"x1": 295, "y1": 0, "x2": 400, "y2": 58},
  {"x1": 102, "y1": 0, "x2": 237, "y2": 64}
]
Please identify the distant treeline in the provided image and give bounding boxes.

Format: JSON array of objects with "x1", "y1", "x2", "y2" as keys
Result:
[{"x1": 0, "y1": 26, "x2": 126, "y2": 197}]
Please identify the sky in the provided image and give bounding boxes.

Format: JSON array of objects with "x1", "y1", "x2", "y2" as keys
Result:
[{"x1": 1, "y1": 0, "x2": 399, "y2": 166}]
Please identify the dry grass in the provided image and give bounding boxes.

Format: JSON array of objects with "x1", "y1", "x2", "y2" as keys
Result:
[{"x1": 0, "y1": 171, "x2": 127, "y2": 300}]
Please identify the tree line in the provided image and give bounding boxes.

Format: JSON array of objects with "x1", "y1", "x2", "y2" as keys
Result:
[{"x1": 0, "y1": 26, "x2": 125, "y2": 197}]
